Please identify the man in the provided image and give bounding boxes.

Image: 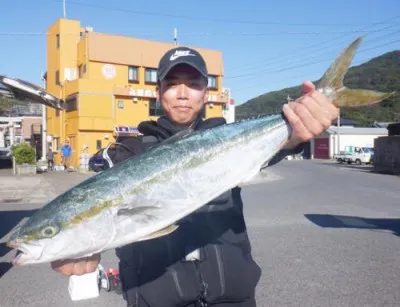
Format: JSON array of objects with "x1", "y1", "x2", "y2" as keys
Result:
[
  {"x1": 60, "y1": 139, "x2": 72, "y2": 170},
  {"x1": 47, "y1": 146, "x2": 54, "y2": 171},
  {"x1": 52, "y1": 47, "x2": 338, "y2": 306}
]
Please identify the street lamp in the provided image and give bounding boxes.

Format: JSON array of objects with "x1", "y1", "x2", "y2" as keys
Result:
[{"x1": 41, "y1": 73, "x2": 47, "y2": 162}]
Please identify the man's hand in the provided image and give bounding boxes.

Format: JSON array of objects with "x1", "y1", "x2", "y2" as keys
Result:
[
  {"x1": 51, "y1": 253, "x2": 100, "y2": 276},
  {"x1": 282, "y1": 81, "x2": 338, "y2": 150}
]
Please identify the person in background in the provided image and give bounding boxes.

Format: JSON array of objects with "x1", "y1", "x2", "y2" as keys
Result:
[
  {"x1": 46, "y1": 146, "x2": 54, "y2": 171},
  {"x1": 60, "y1": 139, "x2": 72, "y2": 171}
]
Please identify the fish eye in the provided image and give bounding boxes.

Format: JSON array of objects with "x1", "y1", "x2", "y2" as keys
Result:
[{"x1": 41, "y1": 225, "x2": 59, "y2": 238}]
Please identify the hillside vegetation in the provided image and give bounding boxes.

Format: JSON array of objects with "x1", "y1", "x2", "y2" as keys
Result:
[{"x1": 236, "y1": 50, "x2": 400, "y2": 126}]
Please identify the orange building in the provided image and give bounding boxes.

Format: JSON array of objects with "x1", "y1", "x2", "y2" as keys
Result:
[{"x1": 45, "y1": 18, "x2": 229, "y2": 167}]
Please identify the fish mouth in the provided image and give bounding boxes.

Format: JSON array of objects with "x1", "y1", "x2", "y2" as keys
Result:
[
  {"x1": 7, "y1": 240, "x2": 42, "y2": 267},
  {"x1": 12, "y1": 250, "x2": 28, "y2": 267}
]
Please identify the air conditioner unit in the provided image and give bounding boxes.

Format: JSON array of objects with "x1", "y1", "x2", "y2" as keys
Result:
[{"x1": 64, "y1": 68, "x2": 78, "y2": 81}]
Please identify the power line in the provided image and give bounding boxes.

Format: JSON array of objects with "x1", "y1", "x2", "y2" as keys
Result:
[
  {"x1": 179, "y1": 29, "x2": 395, "y2": 37},
  {"x1": 226, "y1": 29, "x2": 400, "y2": 80},
  {"x1": 52, "y1": 0, "x2": 382, "y2": 27},
  {"x1": 226, "y1": 16, "x2": 400, "y2": 74},
  {"x1": 1, "y1": 27, "x2": 396, "y2": 39},
  {"x1": 232, "y1": 39, "x2": 400, "y2": 93}
]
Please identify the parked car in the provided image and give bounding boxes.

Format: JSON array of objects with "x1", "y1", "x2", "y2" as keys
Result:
[
  {"x1": 335, "y1": 146, "x2": 374, "y2": 165},
  {"x1": 0, "y1": 147, "x2": 12, "y2": 161},
  {"x1": 88, "y1": 142, "x2": 135, "y2": 172}
]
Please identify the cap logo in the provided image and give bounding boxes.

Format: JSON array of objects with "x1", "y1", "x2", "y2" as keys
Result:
[{"x1": 169, "y1": 50, "x2": 196, "y2": 61}]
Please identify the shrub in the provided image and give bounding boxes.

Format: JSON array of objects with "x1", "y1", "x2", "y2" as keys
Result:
[{"x1": 11, "y1": 143, "x2": 36, "y2": 165}]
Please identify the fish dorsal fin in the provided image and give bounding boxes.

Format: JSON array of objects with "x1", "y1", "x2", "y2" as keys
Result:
[
  {"x1": 137, "y1": 224, "x2": 179, "y2": 242},
  {"x1": 318, "y1": 36, "x2": 363, "y2": 91}
]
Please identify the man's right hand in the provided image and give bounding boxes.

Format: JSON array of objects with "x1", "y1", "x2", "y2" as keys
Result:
[{"x1": 51, "y1": 253, "x2": 100, "y2": 276}]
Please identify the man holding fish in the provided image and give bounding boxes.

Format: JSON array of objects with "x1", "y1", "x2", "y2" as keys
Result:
[
  {"x1": 9, "y1": 37, "x2": 392, "y2": 306},
  {"x1": 51, "y1": 46, "x2": 338, "y2": 307}
]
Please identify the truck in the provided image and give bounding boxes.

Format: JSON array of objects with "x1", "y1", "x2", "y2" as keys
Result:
[{"x1": 334, "y1": 145, "x2": 374, "y2": 165}]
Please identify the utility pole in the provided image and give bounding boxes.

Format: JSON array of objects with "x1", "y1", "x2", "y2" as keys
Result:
[
  {"x1": 41, "y1": 73, "x2": 47, "y2": 161},
  {"x1": 174, "y1": 28, "x2": 178, "y2": 45},
  {"x1": 337, "y1": 108, "x2": 341, "y2": 154},
  {"x1": 63, "y1": 0, "x2": 67, "y2": 18}
]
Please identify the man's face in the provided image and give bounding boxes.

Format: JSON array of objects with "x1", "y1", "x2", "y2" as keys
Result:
[{"x1": 157, "y1": 64, "x2": 208, "y2": 126}]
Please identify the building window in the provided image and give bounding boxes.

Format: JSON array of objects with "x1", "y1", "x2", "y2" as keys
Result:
[
  {"x1": 208, "y1": 75, "x2": 217, "y2": 90},
  {"x1": 117, "y1": 100, "x2": 124, "y2": 109},
  {"x1": 149, "y1": 99, "x2": 163, "y2": 116},
  {"x1": 128, "y1": 66, "x2": 138, "y2": 82},
  {"x1": 96, "y1": 140, "x2": 102, "y2": 150},
  {"x1": 79, "y1": 64, "x2": 86, "y2": 78},
  {"x1": 145, "y1": 68, "x2": 157, "y2": 84},
  {"x1": 66, "y1": 96, "x2": 78, "y2": 112},
  {"x1": 55, "y1": 70, "x2": 60, "y2": 86},
  {"x1": 56, "y1": 34, "x2": 60, "y2": 48},
  {"x1": 54, "y1": 138, "x2": 60, "y2": 151}
]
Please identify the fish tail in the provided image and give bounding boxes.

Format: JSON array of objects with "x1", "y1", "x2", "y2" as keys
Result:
[{"x1": 318, "y1": 36, "x2": 395, "y2": 107}]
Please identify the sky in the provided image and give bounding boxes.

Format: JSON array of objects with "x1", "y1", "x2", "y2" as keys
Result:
[{"x1": 1, "y1": 0, "x2": 399, "y2": 106}]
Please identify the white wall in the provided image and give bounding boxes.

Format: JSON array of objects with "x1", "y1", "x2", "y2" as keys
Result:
[
  {"x1": 222, "y1": 104, "x2": 235, "y2": 124},
  {"x1": 330, "y1": 134, "x2": 386, "y2": 157}
]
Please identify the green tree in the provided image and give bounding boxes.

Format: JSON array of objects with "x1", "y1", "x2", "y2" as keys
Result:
[{"x1": 11, "y1": 143, "x2": 36, "y2": 165}]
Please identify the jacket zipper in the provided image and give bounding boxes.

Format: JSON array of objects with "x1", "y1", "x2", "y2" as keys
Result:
[
  {"x1": 213, "y1": 244, "x2": 226, "y2": 297},
  {"x1": 194, "y1": 261, "x2": 208, "y2": 306}
]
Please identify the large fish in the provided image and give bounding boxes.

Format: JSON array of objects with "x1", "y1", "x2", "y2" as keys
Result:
[{"x1": 7, "y1": 36, "x2": 395, "y2": 266}]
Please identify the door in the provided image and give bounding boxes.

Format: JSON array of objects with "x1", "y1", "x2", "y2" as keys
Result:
[{"x1": 314, "y1": 138, "x2": 330, "y2": 159}]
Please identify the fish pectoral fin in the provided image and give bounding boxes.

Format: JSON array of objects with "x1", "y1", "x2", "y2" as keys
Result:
[
  {"x1": 138, "y1": 224, "x2": 179, "y2": 242},
  {"x1": 333, "y1": 88, "x2": 395, "y2": 108}
]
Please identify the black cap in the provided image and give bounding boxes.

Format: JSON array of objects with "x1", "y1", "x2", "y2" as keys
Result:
[{"x1": 157, "y1": 47, "x2": 208, "y2": 82}]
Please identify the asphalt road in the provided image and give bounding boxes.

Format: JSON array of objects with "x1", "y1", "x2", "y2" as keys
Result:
[{"x1": 0, "y1": 160, "x2": 399, "y2": 306}]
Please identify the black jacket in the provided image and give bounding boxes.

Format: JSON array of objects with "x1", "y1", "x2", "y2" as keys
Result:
[{"x1": 112, "y1": 116, "x2": 301, "y2": 307}]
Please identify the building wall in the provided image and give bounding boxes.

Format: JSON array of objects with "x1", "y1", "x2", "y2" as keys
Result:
[
  {"x1": 312, "y1": 132, "x2": 388, "y2": 159},
  {"x1": 330, "y1": 134, "x2": 386, "y2": 157},
  {"x1": 206, "y1": 104, "x2": 223, "y2": 118},
  {"x1": 46, "y1": 18, "x2": 228, "y2": 167},
  {"x1": 21, "y1": 117, "x2": 42, "y2": 139},
  {"x1": 374, "y1": 136, "x2": 400, "y2": 175}
]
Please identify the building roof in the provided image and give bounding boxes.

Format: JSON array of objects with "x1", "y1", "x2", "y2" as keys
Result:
[
  {"x1": 332, "y1": 117, "x2": 361, "y2": 127},
  {"x1": 326, "y1": 126, "x2": 388, "y2": 135},
  {"x1": 88, "y1": 32, "x2": 224, "y2": 76}
]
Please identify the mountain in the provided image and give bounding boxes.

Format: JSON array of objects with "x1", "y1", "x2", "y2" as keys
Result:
[{"x1": 236, "y1": 50, "x2": 400, "y2": 126}]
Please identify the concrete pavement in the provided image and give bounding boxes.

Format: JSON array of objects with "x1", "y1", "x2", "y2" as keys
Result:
[
  {"x1": 0, "y1": 160, "x2": 399, "y2": 306},
  {"x1": 0, "y1": 168, "x2": 94, "y2": 205}
]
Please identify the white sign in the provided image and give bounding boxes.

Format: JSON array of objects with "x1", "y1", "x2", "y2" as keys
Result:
[
  {"x1": 102, "y1": 64, "x2": 117, "y2": 79},
  {"x1": 129, "y1": 88, "x2": 137, "y2": 96},
  {"x1": 128, "y1": 88, "x2": 157, "y2": 98}
]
